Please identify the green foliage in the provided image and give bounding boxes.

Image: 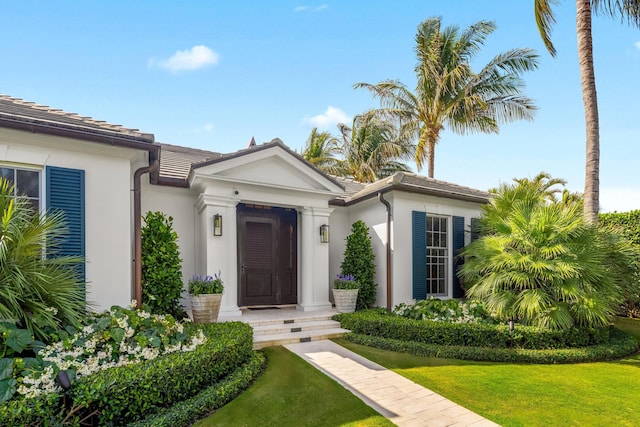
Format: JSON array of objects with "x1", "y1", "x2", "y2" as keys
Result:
[
  {"x1": 0, "y1": 321, "x2": 254, "y2": 426},
  {"x1": 334, "y1": 310, "x2": 611, "y2": 350},
  {"x1": 460, "y1": 173, "x2": 638, "y2": 330},
  {"x1": 340, "y1": 220, "x2": 377, "y2": 309},
  {"x1": 600, "y1": 210, "x2": 640, "y2": 317},
  {"x1": 393, "y1": 298, "x2": 494, "y2": 324},
  {"x1": 128, "y1": 352, "x2": 265, "y2": 427},
  {"x1": 333, "y1": 274, "x2": 360, "y2": 290},
  {"x1": 67, "y1": 322, "x2": 252, "y2": 426},
  {"x1": 343, "y1": 327, "x2": 639, "y2": 364},
  {"x1": 141, "y1": 211, "x2": 186, "y2": 318},
  {"x1": 188, "y1": 273, "x2": 224, "y2": 295},
  {"x1": 0, "y1": 322, "x2": 45, "y2": 403},
  {"x1": 0, "y1": 179, "x2": 87, "y2": 342},
  {"x1": 300, "y1": 127, "x2": 342, "y2": 175}
]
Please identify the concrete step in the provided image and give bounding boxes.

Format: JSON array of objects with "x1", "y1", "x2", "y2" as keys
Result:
[
  {"x1": 253, "y1": 327, "x2": 350, "y2": 350},
  {"x1": 253, "y1": 319, "x2": 342, "y2": 336},
  {"x1": 244, "y1": 312, "x2": 338, "y2": 327}
]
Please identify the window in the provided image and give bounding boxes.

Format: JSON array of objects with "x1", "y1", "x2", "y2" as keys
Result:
[
  {"x1": 426, "y1": 216, "x2": 448, "y2": 295},
  {"x1": 0, "y1": 166, "x2": 41, "y2": 211}
]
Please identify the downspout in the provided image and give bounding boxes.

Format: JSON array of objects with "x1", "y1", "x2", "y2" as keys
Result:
[
  {"x1": 378, "y1": 192, "x2": 392, "y2": 310},
  {"x1": 133, "y1": 157, "x2": 159, "y2": 308}
]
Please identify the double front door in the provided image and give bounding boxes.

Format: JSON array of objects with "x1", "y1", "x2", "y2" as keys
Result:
[{"x1": 237, "y1": 204, "x2": 297, "y2": 306}]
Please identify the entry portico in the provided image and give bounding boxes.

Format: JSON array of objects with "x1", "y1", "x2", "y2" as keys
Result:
[{"x1": 189, "y1": 139, "x2": 344, "y2": 316}]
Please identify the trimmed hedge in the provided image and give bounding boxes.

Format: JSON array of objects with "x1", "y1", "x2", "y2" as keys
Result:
[
  {"x1": 0, "y1": 321, "x2": 254, "y2": 427},
  {"x1": 70, "y1": 321, "x2": 253, "y2": 426},
  {"x1": 128, "y1": 351, "x2": 266, "y2": 427},
  {"x1": 335, "y1": 310, "x2": 611, "y2": 350},
  {"x1": 344, "y1": 328, "x2": 639, "y2": 364}
]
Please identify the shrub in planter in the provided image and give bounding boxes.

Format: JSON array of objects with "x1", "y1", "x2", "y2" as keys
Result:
[
  {"x1": 340, "y1": 220, "x2": 377, "y2": 310},
  {"x1": 189, "y1": 273, "x2": 224, "y2": 323}
]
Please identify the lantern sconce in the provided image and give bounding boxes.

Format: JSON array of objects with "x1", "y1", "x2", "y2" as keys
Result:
[
  {"x1": 320, "y1": 224, "x2": 330, "y2": 243},
  {"x1": 213, "y1": 214, "x2": 223, "y2": 236}
]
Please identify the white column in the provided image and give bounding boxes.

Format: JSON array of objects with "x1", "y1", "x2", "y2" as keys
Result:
[
  {"x1": 220, "y1": 202, "x2": 240, "y2": 316},
  {"x1": 298, "y1": 207, "x2": 333, "y2": 311},
  {"x1": 196, "y1": 194, "x2": 241, "y2": 317},
  {"x1": 299, "y1": 208, "x2": 314, "y2": 309}
]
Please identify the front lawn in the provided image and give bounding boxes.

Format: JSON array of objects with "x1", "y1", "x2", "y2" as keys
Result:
[
  {"x1": 335, "y1": 317, "x2": 640, "y2": 427},
  {"x1": 196, "y1": 346, "x2": 392, "y2": 427}
]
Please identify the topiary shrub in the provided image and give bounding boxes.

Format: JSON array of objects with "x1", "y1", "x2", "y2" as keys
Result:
[
  {"x1": 141, "y1": 211, "x2": 186, "y2": 318},
  {"x1": 340, "y1": 220, "x2": 377, "y2": 310}
]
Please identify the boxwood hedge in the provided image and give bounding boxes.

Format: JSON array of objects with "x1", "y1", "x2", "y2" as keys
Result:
[
  {"x1": 344, "y1": 328, "x2": 639, "y2": 364},
  {"x1": 128, "y1": 351, "x2": 266, "y2": 427},
  {"x1": 0, "y1": 321, "x2": 257, "y2": 426},
  {"x1": 334, "y1": 310, "x2": 611, "y2": 350}
]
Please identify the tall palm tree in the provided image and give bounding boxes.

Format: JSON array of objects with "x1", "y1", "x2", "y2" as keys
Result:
[
  {"x1": 300, "y1": 127, "x2": 342, "y2": 175},
  {"x1": 336, "y1": 110, "x2": 413, "y2": 183},
  {"x1": 356, "y1": 17, "x2": 539, "y2": 178},
  {"x1": 534, "y1": 0, "x2": 640, "y2": 222}
]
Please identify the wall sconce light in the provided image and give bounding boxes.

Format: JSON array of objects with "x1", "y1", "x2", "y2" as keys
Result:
[
  {"x1": 320, "y1": 224, "x2": 330, "y2": 243},
  {"x1": 213, "y1": 214, "x2": 223, "y2": 236}
]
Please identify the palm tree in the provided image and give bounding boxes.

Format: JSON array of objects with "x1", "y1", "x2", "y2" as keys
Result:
[
  {"x1": 534, "y1": 0, "x2": 640, "y2": 222},
  {"x1": 356, "y1": 17, "x2": 539, "y2": 178},
  {"x1": 300, "y1": 127, "x2": 342, "y2": 175},
  {"x1": 0, "y1": 179, "x2": 87, "y2": 340},
  {"x1": 459, "y1": 174, "x2": 636, "y2": 330},
  {"x1": 336, "y1": 110, "x2": 413, "y2": 183}
]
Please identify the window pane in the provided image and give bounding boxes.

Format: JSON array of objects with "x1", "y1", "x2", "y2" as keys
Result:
[
  {"x1": 441, "y1": 218, "x2": 447, "y2": 233},
  {"x1": 0, "y1": 168, "x2": 14, "y2": 186},
  {"x1": 16, "y1": 170, "x2": 39, "y2": 198}
]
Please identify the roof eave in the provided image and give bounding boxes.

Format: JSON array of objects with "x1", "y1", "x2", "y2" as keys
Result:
[{"x1": 331, "y1": 182, "x2": 489, "y2": 206}]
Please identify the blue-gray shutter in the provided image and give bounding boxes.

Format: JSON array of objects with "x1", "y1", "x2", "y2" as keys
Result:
[
  {"x1": 452, "y1": 216, "x2": 465, "y2": 298},
  {"x1": 46, "y1": 166, "x2": 85, "y2": 283},
  {"x1": 412, "y1": 211, "x2": 427, "y2": 300}
]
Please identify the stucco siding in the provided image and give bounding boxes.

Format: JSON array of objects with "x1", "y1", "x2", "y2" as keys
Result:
[
  {"x1": 0, "y1": 128, "x2": 143, "y2": 311},
  {"x1": 392, "y1": 192, "x2": 484, "y2": 306}
]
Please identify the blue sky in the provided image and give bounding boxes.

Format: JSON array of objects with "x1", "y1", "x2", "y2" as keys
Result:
[{"x1": 1, "y1": 1, "x2": 638, "y2": 212}]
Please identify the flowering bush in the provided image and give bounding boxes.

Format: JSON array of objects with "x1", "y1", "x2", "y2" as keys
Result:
[
  {"x1": 333, "y1": 274, "x2": 360, "y2": 290},
  {"x1": 189, "y1": 273, "x2": 224, "y2": 295},
  {"x1": 393, "y1": 297, "x2": 494, "y2": 324},
  {"x1": 13, "y1": 303, "x2": 206, "y2": 401}
]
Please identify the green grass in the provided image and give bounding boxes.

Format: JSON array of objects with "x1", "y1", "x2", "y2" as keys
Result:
[
  {"x1": 335, "y1": 317, "x2": 640, "y2": 427},
  {"x1": 195, "y1": 346, "x2": 393, "y2": 427}
]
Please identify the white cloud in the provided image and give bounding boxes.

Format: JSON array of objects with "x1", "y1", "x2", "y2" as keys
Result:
[
  {"x1": 294, "y1": 4, "x2": 328, "y2": 12},
  {"x1": 600, "y1": 187, "x2": 640, "y2": 213},
  {"x1": 305, "y1": 106, "x2": 350, "y2": 129},
  {"x1": 635, "y1": 40, "x2": 640, "y2": 51},
  {"x1": 149, "y1": 45, "x2": 219, "y2": 72},
  {"x1": 193, "y1": 122, "x2": 214, "y2": 134}
]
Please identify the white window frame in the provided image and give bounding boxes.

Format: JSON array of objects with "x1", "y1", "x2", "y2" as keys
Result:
[{"x1": 426, "y1": 215, "x2": 449, "y2": 297}]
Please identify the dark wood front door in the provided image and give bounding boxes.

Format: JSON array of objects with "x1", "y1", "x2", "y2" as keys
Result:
[{"x1": 237, "y1": 204, "x2": 297, "y2": 306}]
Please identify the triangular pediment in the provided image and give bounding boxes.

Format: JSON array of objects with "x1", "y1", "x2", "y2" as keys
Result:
[{"x1": 189, "y1": 140, "x2": 344, "y2": 195}]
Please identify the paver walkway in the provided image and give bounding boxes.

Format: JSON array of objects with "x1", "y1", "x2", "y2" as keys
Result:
[{"x1": 285, "y1": 340, "x2": 500, "y2": 427}]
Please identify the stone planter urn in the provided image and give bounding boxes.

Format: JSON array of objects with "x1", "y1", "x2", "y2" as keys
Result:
[
  {"x1": 190, "y1": 293, "x2": 223, "y2": 323},
  {"x1": 332, "y1": 288, "x2": 358, "y2": 313}
]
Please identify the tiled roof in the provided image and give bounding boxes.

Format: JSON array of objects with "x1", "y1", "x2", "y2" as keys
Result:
[
  {"x1": 0, "y1": 94, "x2": 154, "y2": 143},
  {"x1": 331, "y1": 172, "x2": 490, "y2": 205},
  {"x1": 157, "y1": 143, "x2": 222, "y2": 183}
]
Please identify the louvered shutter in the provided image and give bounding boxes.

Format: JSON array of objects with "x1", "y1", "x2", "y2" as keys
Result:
[
  {"x1": 452, "y1": 216, "x2": 465, "y2": 298},
  {"x1": 46, "y1": 166, "x2": 85, "y2": 283},
  {"x1": 412, "y1": 211, "x2": 426, "y2": 300}
]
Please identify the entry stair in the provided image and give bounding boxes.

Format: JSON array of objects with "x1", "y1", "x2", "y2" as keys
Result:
[{"x1": 224, "y1": 308, "x2": 350, "y2": 349}]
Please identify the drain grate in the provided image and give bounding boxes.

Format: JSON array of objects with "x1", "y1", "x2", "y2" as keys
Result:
[
  {"x1": 300, "y1": 337, "x2": 311, "y2": 343},
  {"x1": 284, "y1": 319, "x2": 294, "y2": 324},
  {"x1": 291, "y1": 327, "x2": 302, "y2": 332}
]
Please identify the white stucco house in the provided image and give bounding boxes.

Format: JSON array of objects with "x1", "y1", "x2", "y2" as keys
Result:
[{"x1": 0, "y1": 94, "x2": 489, "y2": 316}]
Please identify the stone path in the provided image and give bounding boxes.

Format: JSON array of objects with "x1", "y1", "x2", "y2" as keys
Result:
[{"x1": 285, "y1": 340, "x2": 500, "y2": 427}]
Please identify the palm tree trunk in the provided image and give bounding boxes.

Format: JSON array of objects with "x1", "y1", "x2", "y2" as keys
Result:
[
  {"x1": 576, "y1": 0, "x2": 600, "y2": 222},
  {"x1": 427, "y1": 140, "x2": 436, "y2": 178}
]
